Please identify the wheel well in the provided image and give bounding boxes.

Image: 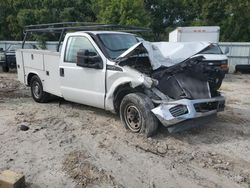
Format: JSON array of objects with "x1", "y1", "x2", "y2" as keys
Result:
[
  {"x1": 27, "y1": 73, "x2": 37, "y2": 86},
  {"x1": 113, "y1": 83, "x2": 143, "y2": 113}
]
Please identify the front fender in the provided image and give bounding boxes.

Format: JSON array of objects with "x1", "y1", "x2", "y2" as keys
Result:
[{"x1": 105, "y1": 66, "x2": 152, "y2": 112}]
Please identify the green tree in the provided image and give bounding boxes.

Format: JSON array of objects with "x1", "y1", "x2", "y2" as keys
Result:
[
  {"x1": 0, "y1": 0, "x2": 13, "y2": 39},
  {"x1": 221, "y1": 0, "x2": 250, "y2": 41},
  {"x1": 0, "y1": 0, "x2": 249, "y2": 42},
  {"x1": 145, "y1": 0, "x2": 186, "y2": 40},
  {"x1": 183, "y1": 0, "x2": 250, "y2": 42},
  {"x1": 92, "y1": 0, "x2": 150, "y2": 26},
  {"x1": 0, "y1": 0, "x2": 96, "y2": 40}
]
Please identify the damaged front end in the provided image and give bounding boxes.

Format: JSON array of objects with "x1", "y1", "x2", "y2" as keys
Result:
[
  {"x1": 151, "y1": 56, "x2": 226, "y2": 127},
  {"x1": 152, "y1": 97, "x2": 225, "y2": 127},
  {"x1": 116, "y1": 42, "x2": 226, "y2": 127}
]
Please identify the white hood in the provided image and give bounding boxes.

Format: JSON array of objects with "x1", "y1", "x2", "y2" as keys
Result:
[{"x1": 117, "y1": 41, "x2": 211, "y2": 70}]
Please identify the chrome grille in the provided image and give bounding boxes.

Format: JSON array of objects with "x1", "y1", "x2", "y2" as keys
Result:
[{"x1": 169, "y1": 105, "x2": 188, "y2": 117}]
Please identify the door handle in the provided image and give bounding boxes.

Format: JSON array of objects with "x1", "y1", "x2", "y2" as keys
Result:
[{"x1": 60, "y1": 68, "x2": 64, "y2": 77}]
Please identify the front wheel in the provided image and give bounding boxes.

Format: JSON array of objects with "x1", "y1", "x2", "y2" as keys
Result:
[
  {"x1": 30, "y1": 75, "x2": 50, "y2": 103},
  {"x1": 120, "y1": 93, "x2": 158, "y2": 137},
  {"x1": 2, "y1": 65, "x2": 9, "y2": 72}
]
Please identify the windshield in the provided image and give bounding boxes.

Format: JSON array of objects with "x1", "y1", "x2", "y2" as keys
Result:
[
  {"x1": 200, "y1": 44, "x2": 223, "y2": 54},
  {"x1": 98, "y1": 33, "x2": 138, "y2": 59}
]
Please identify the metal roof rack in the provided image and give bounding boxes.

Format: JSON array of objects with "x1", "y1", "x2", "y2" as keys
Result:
[{"x1": 22, "y1": 22, "x2": 151, "y2": 51}]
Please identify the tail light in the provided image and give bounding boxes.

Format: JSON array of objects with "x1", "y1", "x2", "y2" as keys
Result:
[{"x1": 221, "y1": 64, "x2": 228, "y2": 70}]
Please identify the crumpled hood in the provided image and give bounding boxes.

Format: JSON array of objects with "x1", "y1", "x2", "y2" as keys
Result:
[{"x1": 116, "y1": 41, "x2": 211, "y2": 70}]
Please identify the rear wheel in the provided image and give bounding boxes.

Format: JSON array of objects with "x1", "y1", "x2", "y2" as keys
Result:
[
  {"x1": 120, "y1": 93, "x2": 158, "y2": 137},
  {"x1": 30, "y1": 75, "x2": 50, "y2": 103},
  {"x1": 2, "y1": 65, "x2": 9, "y2": 72}
]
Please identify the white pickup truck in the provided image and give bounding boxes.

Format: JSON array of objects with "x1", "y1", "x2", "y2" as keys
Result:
[{"x1": 16, "y1": 27, "x2": 228, "y2": 137}]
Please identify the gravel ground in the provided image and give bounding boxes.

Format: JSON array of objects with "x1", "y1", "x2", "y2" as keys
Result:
[{"x1": 0, "y1": 70, "x2": 250, "y2": 188}]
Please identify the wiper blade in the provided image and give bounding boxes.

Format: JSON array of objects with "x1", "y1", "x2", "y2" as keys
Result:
[{"x1": 111, "y1": 48, "x2": 128, "y2": 52}]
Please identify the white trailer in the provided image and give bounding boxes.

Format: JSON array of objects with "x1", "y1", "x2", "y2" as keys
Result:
[{"x1": 169, "y1": 26, "x2": 220, "y2": 43}]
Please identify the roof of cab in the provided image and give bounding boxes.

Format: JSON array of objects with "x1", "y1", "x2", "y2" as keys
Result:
[{"x1": 75, "y1": 31, "x2": 134, "y2": 35}]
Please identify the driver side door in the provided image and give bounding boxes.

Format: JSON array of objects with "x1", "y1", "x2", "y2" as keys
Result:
[{"x1": 59, "y1": 35, "x2": 106, "y2": 109}]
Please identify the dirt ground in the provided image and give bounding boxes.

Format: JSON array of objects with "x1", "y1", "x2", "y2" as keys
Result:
[{"x1": 0, "y1": 70, "x2": 250, "y2": 188}]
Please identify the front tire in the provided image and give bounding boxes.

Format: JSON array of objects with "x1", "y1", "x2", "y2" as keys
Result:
[
  {"x1": 30, "y1": 75, "x2": 50, "y2": 103},
  {"x1": 120, "y1": 93, "x2": 158, "y2": 137},
  {"x1": 2, "y1": 65, "x2": 9, "y2": 72}
]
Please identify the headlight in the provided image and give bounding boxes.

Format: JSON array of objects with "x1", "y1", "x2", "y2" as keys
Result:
[
  {"x1": 144, "y1": 77, "x2": 159, "y2": 88},
  {"x1": 220, "y1": 60, "x2": 228, "y2": 70}
]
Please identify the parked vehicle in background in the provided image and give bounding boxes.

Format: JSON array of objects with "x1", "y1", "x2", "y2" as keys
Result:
[
  {"x1": 169, "y1": 26, "x2": 229, "y2": 73},
  {"x1": 0, "y1": 43, "x2": 37, "y2": 72},
  {"x1": 16, "y1": 23, "x2": 227, "y2": 137},
  {"x1": 169, "y1": 26, "x2": 221, "y2": 43},
  {"x1": 0, "y1": 48, "x2": 5, "y2": 67},
  {"x1": 235, "y1": 65, "x2": 250, "y2": 74}
]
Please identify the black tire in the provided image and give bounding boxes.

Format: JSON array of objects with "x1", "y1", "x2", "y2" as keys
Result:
[
  {"x1": 120, "y1": 92, "x2": 158, "y2": 137},
  {"x1": 30, "y1": 75, "x2": 50, "y2": 103},
  {"x1": 235, "y1": 65, "x2": 250, "y2": 74},
  {"x1": 2, "y1": 65, "x2": 9, "y2": 72}
]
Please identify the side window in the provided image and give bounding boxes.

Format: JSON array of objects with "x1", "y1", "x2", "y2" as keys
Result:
[{"x1": 64, "y1": 36, "x2": 97, "y2": 63}]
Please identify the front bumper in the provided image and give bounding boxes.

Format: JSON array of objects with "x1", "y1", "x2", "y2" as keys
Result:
[{"x1": 152, "y1": 96, "x2": 225, "y2": 127}]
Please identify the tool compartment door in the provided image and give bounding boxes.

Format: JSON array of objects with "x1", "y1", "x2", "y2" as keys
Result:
[
  {"x1": 43, "y1": 53, "x2": 61, "y2": 97},
  {"x1": 22, "y1": 50, "x2": 44, "y2": 70},
  {"x1": 16, "y1": 50, "x2": 25, "y2": 83}
]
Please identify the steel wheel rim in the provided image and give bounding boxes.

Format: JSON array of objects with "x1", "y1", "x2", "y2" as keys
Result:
[
  {"x1": 32, "y1": 81, "x2": 41, "y2": 99},
  {"x1": 124, "y1": 104, "x2": 142, "y2": 132}
]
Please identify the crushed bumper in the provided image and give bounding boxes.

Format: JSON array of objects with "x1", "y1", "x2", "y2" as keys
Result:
[{"x1": 151, "y1": 96, "x2": 225, "y2": 127}]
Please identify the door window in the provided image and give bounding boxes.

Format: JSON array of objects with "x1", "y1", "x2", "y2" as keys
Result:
[{"x1": 64, "y1": 36, "x2": 97, "y2": 63}]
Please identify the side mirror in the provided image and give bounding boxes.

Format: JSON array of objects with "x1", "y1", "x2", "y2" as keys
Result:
[
  {"x1": 224, "y1": 47, "x2": 229, "y2": 54},
  {"x1": 76, "y1": 50, "x2": 103, "y2": 69}
]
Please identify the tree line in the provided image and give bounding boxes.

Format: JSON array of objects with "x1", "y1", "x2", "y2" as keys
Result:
[{"x1": 0, "y1": 0, "x2": 249, "y2": 42}]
